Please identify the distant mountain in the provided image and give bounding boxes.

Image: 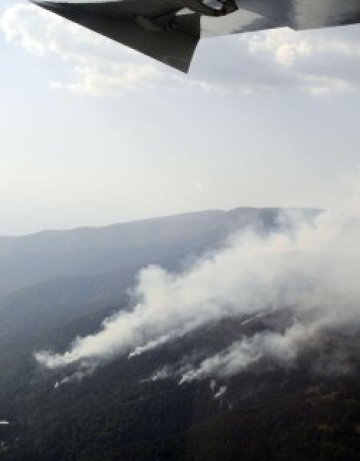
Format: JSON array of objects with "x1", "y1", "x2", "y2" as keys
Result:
[{"x1": 0, "y1": 207, "x2": 319, "y2": 297}]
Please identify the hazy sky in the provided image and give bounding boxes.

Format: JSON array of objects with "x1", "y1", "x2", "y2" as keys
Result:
[{"x1": 1, "y1": 0, "x2": 360, "y2": 235}]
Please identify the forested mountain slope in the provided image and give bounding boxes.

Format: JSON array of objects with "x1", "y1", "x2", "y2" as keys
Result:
[{"x1": 2, "y1": 207, "x2": 359, "y2": 461}]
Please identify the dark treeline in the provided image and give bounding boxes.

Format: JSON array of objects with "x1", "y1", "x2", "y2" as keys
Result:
[{"x1": 1, "y1": 306, "x2": 360, "y2": 461}]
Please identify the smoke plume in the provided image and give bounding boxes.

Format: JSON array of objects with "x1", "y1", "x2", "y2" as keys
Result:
[{"x1": 35, "y1": 210, "x2": 360, "y2": 382}]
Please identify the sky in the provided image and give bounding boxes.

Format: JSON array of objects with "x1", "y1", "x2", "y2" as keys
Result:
[{"x1": 1, "y1": 0, "x2": 360, "y2": 235}]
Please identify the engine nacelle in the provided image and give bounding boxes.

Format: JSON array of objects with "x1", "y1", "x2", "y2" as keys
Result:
[{"x1": 180, "y1": 0, "x2": 238, "y2": 17}]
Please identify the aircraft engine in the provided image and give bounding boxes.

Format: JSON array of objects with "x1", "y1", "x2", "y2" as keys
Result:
[{"x1": 180, "y1": 0, "x2": 238, "y2": 17}]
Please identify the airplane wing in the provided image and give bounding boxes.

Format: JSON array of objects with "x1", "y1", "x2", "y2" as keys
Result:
[{"x1": 32, "y1": 0, "x2": 360, "y2": 72}]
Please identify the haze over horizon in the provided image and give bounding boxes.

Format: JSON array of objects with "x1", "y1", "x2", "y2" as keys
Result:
[
  {"x1": 1, "y1": 0, "x2": 360, "y2": 235},
  {"x1": 0, "y1": 205, "x2": 318, "y2": 237}
]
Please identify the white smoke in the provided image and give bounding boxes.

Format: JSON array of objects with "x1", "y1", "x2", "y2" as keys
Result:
[
  {"x1": 179, "y1": 321, "x2": 322, "y2": 383},
  {"x1": 35, "y1": 210, "x2": 360, "y2": 382}
]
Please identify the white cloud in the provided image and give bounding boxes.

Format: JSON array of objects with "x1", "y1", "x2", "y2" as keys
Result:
[
  {"x1": 50, "y1": 61, "x2": 158, "y2": 96},
  {"x1": 247, "y1": 27, "x2": 360, "y2": 66},
  {"x1": 1, "y1": 3, "x2": 360, "y2": 96},
  {"x1": 0, "y1": 3, "x2": 165, "y2": 95},
  {"x1": 241, "y1": 26, "x2": 360, "y2": 94}
]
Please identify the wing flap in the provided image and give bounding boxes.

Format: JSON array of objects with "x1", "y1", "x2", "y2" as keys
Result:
[
  {"x1": 235, "y1": 0, "x2": 360, "y2": 30},
  {"x1": 200, "y1": 7, "x2": 282, "y2": 38},
  {"x1": 34, "y1": 1, "x2": 201, "y2": 72}
]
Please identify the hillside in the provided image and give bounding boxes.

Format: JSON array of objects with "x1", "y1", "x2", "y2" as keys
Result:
[
  {"x1": 1, "y1": 206, "x2": 359, "y2": 461},
  {"x1": 0, "y1": 207, "x2": 317, "y2": 344},
  {"x1": 0, "y1": 207, "x2": 311, "y2": 297}
]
